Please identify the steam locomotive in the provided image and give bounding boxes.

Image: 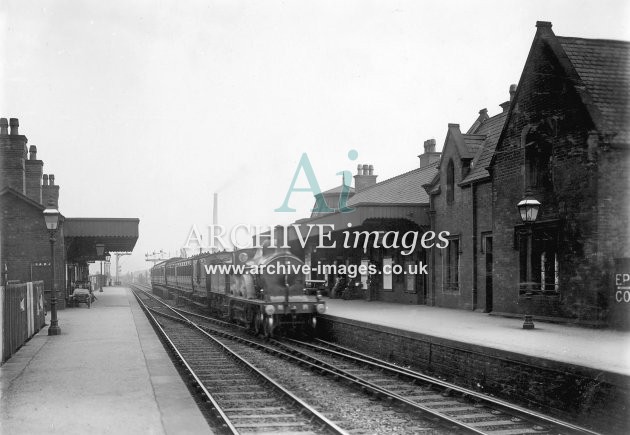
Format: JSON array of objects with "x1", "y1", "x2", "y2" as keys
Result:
[{"x1": 150, "y1": 247, "x2": 326, "y2": 337}]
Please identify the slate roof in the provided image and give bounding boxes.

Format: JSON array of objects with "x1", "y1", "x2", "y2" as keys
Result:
[
  {"x1": 320, "y1": 184, "x2": 355, "y2": 195},
  {"x1": 461, "y1": 110, "x2": 508, "y2": 184},
  {"x1": 557, "y1": 36, "x2": 630, "y2": 144},
  {"x1": 463, "y1": 134, "x2": 486, "y2": 158},
  {"x1": 347, "y1": 161, "x2": 439, "y2": 206},
  {"x1": 310, "y1": 184, "x2": 356, "y2": 217}
]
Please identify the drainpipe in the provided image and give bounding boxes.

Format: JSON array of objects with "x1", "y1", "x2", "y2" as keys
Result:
[
  {"x1": 428, "y1": 206, "x2": 436, "y2": 306},
  {"x1": 472, "y1": 183, "x2": 478, "y2": 311}
]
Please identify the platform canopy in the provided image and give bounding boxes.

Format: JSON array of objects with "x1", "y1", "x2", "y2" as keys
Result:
[{"x1": 64, "y1": 218, "x2": 139, "y2": 263}]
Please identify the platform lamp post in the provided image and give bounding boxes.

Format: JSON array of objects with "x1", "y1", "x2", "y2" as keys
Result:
[
  {"x1": 105, "y1": 254, "x2": 111, "y2": 287},
  {"x1": 96, "y1": 243, "x2": 105, "y2": 292},
  {"x1": 43, "y1": 200, "x2": 61, "y2": 336},
  {"x1": 517, "y1": 194, "x2": 541, "y2": 330}
]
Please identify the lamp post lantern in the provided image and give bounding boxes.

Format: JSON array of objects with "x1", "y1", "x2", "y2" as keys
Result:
[
  {"x1": 96, "y1": 243, "x2": 105, "y2": 257},
  {"x1": 517, "y1": 194, "x2": 541, "y2": 330},
  {"x1": 43, "y1": 200, "x2": 61, "y2": 336}
]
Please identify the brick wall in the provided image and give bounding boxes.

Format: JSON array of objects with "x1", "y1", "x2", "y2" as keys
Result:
[
  {"x1": 0, "y1": 193, "x2": 66, "y2": 308},
  {"x1": 0, "y1": 132, "x2": 27, "y2": 195},
  {"x1": 429, "y1": 137, "x2": 475, "y2": 310},
  {"x1": 319, "y1": 315, "x2": 630, "y2": 433},
  {"x1": 490, "y1": 38, "x2": 629, "y2": 324},
  {"x1": 474, "y1": 182, "x2": 493, "y2": 311},
  {"x1": 597, "y1": 147, "x2": 630, "y2": 327},
  {"x1": 24, "y1": 159, "x2": 43, "y2": 204}
]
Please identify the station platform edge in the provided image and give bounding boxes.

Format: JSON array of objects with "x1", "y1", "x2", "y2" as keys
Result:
[{"x1": 0, "y1": 286, "x2": 211, "y2": 435}]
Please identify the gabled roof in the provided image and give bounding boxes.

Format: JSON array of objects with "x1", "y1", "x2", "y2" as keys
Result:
[
  {"x1": 0, "y1": 187, "x2": 46, "y2": 211},
  {"x1": 462, "y1": 134, "x2": 486, "y2": 158},
  {"x1": 466, "y1": 109, "x2": 490, "y2": 134},
  {"x1": 347, "y1": 161, "x2": 439, "y2": 206},
  {"x1": 425, "y1": 104, "x2": 509, "y2": 192},
  {"x1": 444, "y1": 124, "x2": 475, "y2": 160},
  {"x1": 492, "y1": 22, "x2": 630, "y2": 164},
  {"x1": 311, "y1": 184, "x2": 355, "y2": 217},
  {"x1": 319, "y1": 184, "x2": 355, "y2": 196},
  {"x1": 461, "y1": 110, "x2": 508, "y2": 184},
  {"x1": 557, "y1": 36, "x2": 630, "y2": 144}
]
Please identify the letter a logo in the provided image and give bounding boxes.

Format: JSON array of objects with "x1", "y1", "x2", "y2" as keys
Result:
[{"x1": 275, "y1": 153, "x2": 334, "y2": 213}]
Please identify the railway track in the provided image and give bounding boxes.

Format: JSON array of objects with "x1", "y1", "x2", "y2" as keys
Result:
[
  {"x1": 132, "y1": 286, "x2": 345, "y2": 434},
  {"x1": 132, "y1": 284, "x2": 602, "y2": 435},
  {"x1": 271, "y1": 339, "x2": 602, "y2": 435}
]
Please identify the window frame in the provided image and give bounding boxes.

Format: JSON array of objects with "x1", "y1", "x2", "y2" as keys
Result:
[
  {"x1": 515, "y1": 221, "x2": 560, "y2": 297},
  {"x1": 446, "y1": 159, "x2": 455, "y2": 204},
  {"x1": 442, "y1": 235, "x2": 460, "y2": 293}
]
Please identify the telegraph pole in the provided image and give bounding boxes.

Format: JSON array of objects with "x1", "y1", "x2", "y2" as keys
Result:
[{"x1": 145, "y1": 250, "x2": 167, "y2": 265}]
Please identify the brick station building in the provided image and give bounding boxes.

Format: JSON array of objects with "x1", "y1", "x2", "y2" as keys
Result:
[
  {"x1": 287, "y1": 22, "x2": 629, "y2": 328},
  {"x1": 286, "y1": 143, "x2": 440, "y2": 304},
  {"x1": 423, "y1": 90, "x2": 511, "y2": 313},
  {"x1": 488, "y1": 22, "x2": 630, "y2": 327},
  {"x1": 0, "y1": 118, "x2": 139, "y2": 308},
  {"x1": 423, "y1": 22, "x2": 629, "y2": 326}
]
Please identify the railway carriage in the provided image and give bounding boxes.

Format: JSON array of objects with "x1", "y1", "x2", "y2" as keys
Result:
[
  {"x1": 151, "y1": 260, "x2": 167, "y2": 286},
  {"x1": 150, "y1": 247, "x2": 326, "y2": 337}
]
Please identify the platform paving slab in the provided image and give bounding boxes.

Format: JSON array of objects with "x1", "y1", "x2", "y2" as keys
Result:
[
  {"x1": 323, "y1": 298, "x2": 630, "y2": 376},
  {"x1": 0, "y1": 286, "x2": 211, "y2": 435}
]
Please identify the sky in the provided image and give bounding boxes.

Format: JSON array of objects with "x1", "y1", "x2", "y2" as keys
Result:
[{"x1": 1, "y1": 0, "x2": 629, "y2": 274}]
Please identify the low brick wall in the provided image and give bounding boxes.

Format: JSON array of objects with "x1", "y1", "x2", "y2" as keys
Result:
[{"x1": 318, "y1": 315, "x2": 630, "y2": 434}]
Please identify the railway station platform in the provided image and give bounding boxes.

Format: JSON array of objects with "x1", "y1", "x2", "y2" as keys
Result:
[
  {"x1": 0, "y1": 286, "x2": 211, "y2": 435},
  {"x1": 322, "y1": 297, "x2": 630, "y2": 376}
]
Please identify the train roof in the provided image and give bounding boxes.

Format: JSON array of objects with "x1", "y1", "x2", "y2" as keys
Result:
[
  {"x1": 152, "y1": 247, "x2": 301, "y2": 270},
  {"x1": 152, "y1": 259, "x2": 169, "y2": 269}
]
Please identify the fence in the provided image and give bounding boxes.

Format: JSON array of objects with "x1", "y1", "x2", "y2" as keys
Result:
[{"x1": 1, "y1": 281, "x2": 46, "y2": 363}]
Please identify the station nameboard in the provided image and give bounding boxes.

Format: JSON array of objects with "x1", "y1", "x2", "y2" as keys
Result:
[{"x1": 611, "y1": 258, "x2": 630, "y2": 328}]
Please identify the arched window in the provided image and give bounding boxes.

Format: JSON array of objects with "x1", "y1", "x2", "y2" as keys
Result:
[
  {"x1": 446, "y1": 159, "x2": 455, "y2": 204},
  {"x1": 522, "y1": 124, "x2": 552, "y2": 192},
  {"x1": 525, "y1": 144, "x2": 551, "y2": 190}
]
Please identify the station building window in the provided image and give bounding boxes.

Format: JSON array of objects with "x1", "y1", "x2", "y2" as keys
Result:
[
  {"x1": 446, "y1": 159, "x2": 455, "y2": 204},
  {"x1": 443, "y1": 236, "x2": 460, "y2": 292},
  {"x1": 517, "y1": 226, "x2": 559, "y2": 295},
  {"x1": 522, "y1": 126, "x2": 552, "y2": 192}
]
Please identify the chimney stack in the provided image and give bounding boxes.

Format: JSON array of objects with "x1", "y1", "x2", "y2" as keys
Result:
[
  {"x1": 499, "y1": 84, "x2": 518, "y2": 113},
  {"x1": 9, "y1": 118, "x2": 19, "y2": 135},
  {"x1": 42, "y1": 173, "x2": 60, "y2": 208},
  {"x1": 354, "y1": 164, "x2": 377, "y2": 192},
  {"x1": 419, "y1": 139, "x2": 441, "y2": 168},
  {"x1": 25, "y1": 145, "x2": 43, "y2": 204},
  {"x1": 0, "y1": 116, "x2": 27, "y2": 193}
]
